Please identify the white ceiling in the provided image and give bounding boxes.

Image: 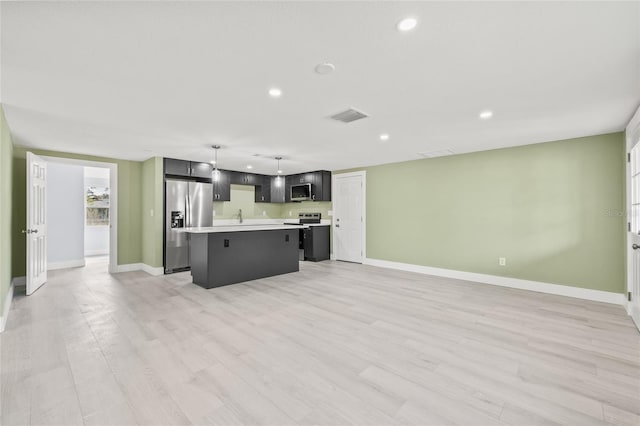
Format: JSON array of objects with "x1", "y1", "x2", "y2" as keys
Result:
[{"x1": 1, "y1": 1, "x2": 639, "y2": 175}]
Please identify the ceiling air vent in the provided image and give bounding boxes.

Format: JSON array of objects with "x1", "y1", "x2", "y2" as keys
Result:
[
  {"x1": 418, "y1": 149, "x2": 456, "y2": 158},
  {"x1": 330, "y1": 108, "x2": 369, "y2": 123}
]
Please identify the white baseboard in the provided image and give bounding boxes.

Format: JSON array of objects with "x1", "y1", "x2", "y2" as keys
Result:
[
  {"x1": 113, "y1": 263, "x2": 164, "y2": 276},
  {"x1": 1, "y1": 281, "x2": 15, "y2": 333},
  {"x1": 48, "y1": 259, "x2": 86, "y2": 271},
  {"x1": 112, "y1": 263, "x2": 143, "y2": 273},
  {"x1": 363, "y1": 258, "x2": 625, "y2": 306},
  {"x1": 141, "y1": 264, "x2": 164, "y2": 276},
  {"x1": 84, "y1": 249, "x2": 109, "y2": 256}
]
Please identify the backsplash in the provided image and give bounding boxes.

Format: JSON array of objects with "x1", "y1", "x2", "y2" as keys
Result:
[
  {"x1": 212, "y1": 184, "x2": 333, "y2": 221},
  {"x1": 212, "y1": 185, "x2": 282, "y2": 219}
]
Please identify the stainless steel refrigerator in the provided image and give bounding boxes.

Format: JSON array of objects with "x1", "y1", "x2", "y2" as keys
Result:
[{"x1": 165, "y1": 179, "x2": 213, "y2": 273}]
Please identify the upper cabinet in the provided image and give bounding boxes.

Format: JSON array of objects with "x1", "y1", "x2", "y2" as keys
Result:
[
  {"x1": 229, "y1": 171, "x2": 259, "y2": 186},
  {"x1": 254, "y1": 175, "x2": 272, "y2": 203},
  {"x1": 270, "y1": 176, "x2": 286, "y2": 204},
  {"x1": 285, "y1": 171, "x2": 331, "y2": 202},
  {"x1": 164, "y1": 158, "x2": 213, "y2": 179},
  {"x1": 313, "y1": 171, "x2": 332, "y2": 202},
  {"x1": 256, "y1": 175, "x2": 285, "y2": 203},
  {"x1": 191, "y1": 162, "x2": 214, "y2": 179},
  {"x1": 164, "y1": 158, "x2": 330, "y2": 203},
  {"x1": 213, "y1": 170, "x2": 231, "y2": 202}
]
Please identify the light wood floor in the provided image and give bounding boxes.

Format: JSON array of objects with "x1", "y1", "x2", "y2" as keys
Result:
[{"x1": 1, "y1": 257, "x2": 639, "y2": 426}]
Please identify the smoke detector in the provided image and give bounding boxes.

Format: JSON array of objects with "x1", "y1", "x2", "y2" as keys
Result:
[
  {"x1": 330, "y1": 107, "x2": 370, "y2": 123},
  {"x1": 315, "y1": 62, "x2": 335, "y2": 75}
]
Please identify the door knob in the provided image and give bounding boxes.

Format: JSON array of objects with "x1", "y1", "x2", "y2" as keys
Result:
[
  {"x1": 335, "y1": 224, "x2": 340, "y2": 228},
  {"x1": 633, "y1": 244, "x2": 640, "y2": 250}
]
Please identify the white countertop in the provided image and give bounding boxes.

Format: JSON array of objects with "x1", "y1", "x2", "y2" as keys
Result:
[
  {"x1": 174, "y1": 218, "x2": 331, "y2": 233},
  {"x1": 177, "y1": 224, "x2": 309, "y2": 233}
]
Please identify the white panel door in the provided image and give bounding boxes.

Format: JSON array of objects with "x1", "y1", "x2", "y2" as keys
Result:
[
  {"x1": 627, "y1": 108, "x2": 640, "y2": 331},
  {"x1": 25, "y1": 152, "x2": 47, "y2": 295},
  {"x1": 334, "y1": 173, "x2": 364, "y2": 263}
]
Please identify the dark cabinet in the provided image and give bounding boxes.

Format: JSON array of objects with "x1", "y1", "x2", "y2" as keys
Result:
[
  {"x1": 191, "y1": 162, "x2": 214, "y2": 179},
  {"x1": 303, "y1": 225, "x2": 330, "y2": 262},
  {"x1": 230, "y1": 171, "x2": 259, "y2": 186},
  {"x1": 213, "y1": 170, "x2": 231, "y2": 201},
  {"x1": 164, "y1": 158, "x2": 213, "y2": 179},
  {"x1": 255, "y1": 175, "x2": 272, "y2": 203},
  {"x1": 164, "y1": 158, "x2": 190, "y2": 176},
  {"x1": 284, "y1": 175, "x2": 293, "y2": 203},
  {"x1": 256, "y1": 175, "x2": 286, "y2": 203},
  {"x1": 284, "y1": 171, "x2": 331, "y2": 202},
  {"x1": 164, "y1": 157, "x2": 329, "y2": 204},
  {"x1": 312, "y1": 171, "x2": 331, "y2": 202},
  {"x1": 270, "y1": 176, "x2": 285, "y2": 203}
]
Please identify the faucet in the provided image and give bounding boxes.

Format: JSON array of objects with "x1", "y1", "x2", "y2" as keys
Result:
[{"x1": 238, "y1": 208, "x2": 243, "y2": 224}]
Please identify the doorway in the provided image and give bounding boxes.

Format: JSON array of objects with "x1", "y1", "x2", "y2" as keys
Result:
[
  {"x1": 41, "y1": 156, "x2": 118, "y2": 274},
  {"x1": 332, "y1": 171, "x2": 366, "y2": 263}
]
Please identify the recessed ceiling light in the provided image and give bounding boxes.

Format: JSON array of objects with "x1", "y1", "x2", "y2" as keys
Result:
[
  {"x1": 268, "y1": 87, "x2": 282, "y2": 98},
  {"x1": 277, "y1": 170, "x2": 283, "y2": 174},
  {"x1": 479, "y1": 110, "x2": 494, "y2": 120},
  {"x1": 397, "y1": 17, "x2": 418, "y2": 32},
  {"x1": 380, "y1": 133, "x2": 390, "y2": 141},
  {"x1": 210, "y1": 160, "x2": 216, "y2": 164},
  {"x1": 315, "y1": 62, "x2": 335, "y2": 75},
  {"x1": 247, "y1": 165, "x2": 253, "y2": 169}
]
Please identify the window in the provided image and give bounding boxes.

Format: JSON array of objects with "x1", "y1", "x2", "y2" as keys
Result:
[{"x1": 86, "y1": 186, "x2": 110, "y2": 226}]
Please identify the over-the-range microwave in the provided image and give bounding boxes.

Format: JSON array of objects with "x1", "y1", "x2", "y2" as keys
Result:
[{"x1": 291, "y1": 183, "x2": 312, "y2": 201}]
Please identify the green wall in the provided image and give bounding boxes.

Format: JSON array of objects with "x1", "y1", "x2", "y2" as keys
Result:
[
  {"x1": 0, "y1": 106, "x2": 14, "y2": 318},
  {"x1": 339, "y1": 132, "x2": 625, "y2": 293},
  {"x1": 12, "y1": 147, "x2": 143, "y2": 276},
  {"x1": 142, "y1": 157, "x2": 163, "y2": 268}
]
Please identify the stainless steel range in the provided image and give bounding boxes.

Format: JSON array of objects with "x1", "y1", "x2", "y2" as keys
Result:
[{"x1": 284, "y1": 212, "x2": 322, "y2": 225}]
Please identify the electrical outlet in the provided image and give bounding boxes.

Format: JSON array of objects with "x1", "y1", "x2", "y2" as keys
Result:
[
  {"x1": 289, "y1": 211, "x2": 292, "y2": 216},
  {"x1": 212, "y1": 210, "x2": 216, "y2": 217},
  {"x1": 150, "y1": 209, "x2": 154, "y2": 217},
  {"x1": 262, "y1": 211, "x2": 266, "y2": 216},
  {"x1": 499, "y1": 257, "x2": 506, "y2": 266}
]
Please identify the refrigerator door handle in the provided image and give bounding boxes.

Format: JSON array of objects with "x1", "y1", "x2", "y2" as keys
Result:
[{"x1": 186, "y1": 195, "x2": 190, "y2": 227}]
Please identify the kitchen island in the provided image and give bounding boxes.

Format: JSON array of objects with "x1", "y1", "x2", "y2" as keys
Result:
[{"x1": 180, "y1": 225, "x2": 302, "y2": 289}]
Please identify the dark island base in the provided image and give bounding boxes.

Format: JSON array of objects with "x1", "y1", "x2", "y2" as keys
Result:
[{"x1": 189, "y1": 229, "x2": 300, "y2": 289}]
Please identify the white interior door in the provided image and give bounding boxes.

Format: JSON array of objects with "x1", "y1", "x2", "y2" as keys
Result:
[
  {"x1": 25, "y1": 152, "x2": 47, "y2": 295},
  {"x1": 626, "y1": 108, "x2": 640, "y2": 330},
  {"x1": 627, "y1": 108, "x2": 640, "y2": 330},
  {"x1": 333, "y1": 172, "x2": 364, "y2": 263}
]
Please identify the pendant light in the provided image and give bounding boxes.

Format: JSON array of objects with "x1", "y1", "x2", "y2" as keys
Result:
[
  {"x1": 212, "y1": 145, "x2": 221, "y2": 181},
  {"x1": 275, "y1": 156, "x2": 283, "y2": 187}
]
